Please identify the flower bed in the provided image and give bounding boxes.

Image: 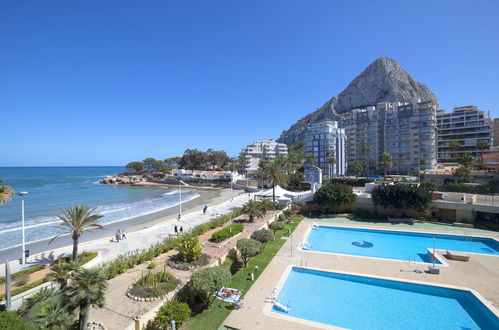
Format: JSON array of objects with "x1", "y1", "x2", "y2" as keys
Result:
[
  {"x1": 126, "y1": 270, "x2": 179, "y2": 301},
  {"x1": 166, "y1": 253, "x2": 210, "y2": 271},
  {"x1": 210, "y1": 224, "x2": 244, "y2": 243}
]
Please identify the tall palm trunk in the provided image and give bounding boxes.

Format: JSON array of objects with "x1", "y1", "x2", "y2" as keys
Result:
[
  {"x1": 72, "y1": 233, "x2": 79, "y2": 262},
  {"x1": 272, "y1": 179, "x2": 275, "y2": 202},
  {"x1": 78, "y1": 299, "x2": 90, "y2": 330},
  {"x1": 384, "y1": 168, "x2": 387, "y2": 181}
]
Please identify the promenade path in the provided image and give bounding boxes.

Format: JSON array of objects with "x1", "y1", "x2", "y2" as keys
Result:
[{"x1": 1, "y1": 190, "x2": 253, "y2": 277}]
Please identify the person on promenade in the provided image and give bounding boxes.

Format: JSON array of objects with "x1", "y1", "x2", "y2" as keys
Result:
[
  {"x1": 115, "y1": 230, "x2": 121, "y2": 242},
  {"x1": 203, "y1": 205, "x2": 208, "y2": 215},
  {"x1": 177, "y1": 214, "x2": 181, "y2": 221},
  {"x1": 121, "y1": 229, "x2": 127, "y2": 240},
  {"x1": 174, "y1": 225, "x2": 178, "y2": 236},
  {"x1": 180, "y1": 226, "x2": 183, "y2": 235}
]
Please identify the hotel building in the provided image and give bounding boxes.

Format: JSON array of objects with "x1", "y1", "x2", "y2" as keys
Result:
[
  {"x1": 304, "y1": 120, "x2": 347, "y2": 178},
  {"x1": 241, "y1": 139, "x2": 288, "y2": 173},
  {"x1": 339, "y1": 98, "x2": 438, "y2": 174},
  {"x1": 436, "y1": 105, "x2": 492, "y2": 164}
]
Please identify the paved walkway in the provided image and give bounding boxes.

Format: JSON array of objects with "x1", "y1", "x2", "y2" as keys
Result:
[{"x1": 1, "y1": 191, "x2": 253, "y2": 277}]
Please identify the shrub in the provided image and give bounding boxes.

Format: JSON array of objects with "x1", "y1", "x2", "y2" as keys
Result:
[
  {"x1": 314, "y1": 183, "x2": 357, "y2": 210},
  {"x1": 176, "y1": 234, "x2": 202, "y2": 263},
  {"x1": 268, "y1": 221, "x2": 285, "y2": 236},
  {"x1": 147, "y1": 262, "x2": 157, "y2": 269},
  {"x1": 350, "y1": 209, "x2": 388, "y2": 221},
  {"x1": 0, "y1": 279, "x2": 47, "y2": 300},
  {"x1": 210, "y1": 223, "x2": 244, "y2": 243},
  {"x1": 187, "y1": 267, "x2": 231, "y2": 307},
  {"x1": 14, "y1": 273, "x2": 30, "y2": 287},
  {"x1": 283, "y1": 209, "x2": 293, "y2": 218},
  {"x1": 250, "y1": 229, "x2": 273, "y2": 249},
  {"x1": 0, "y1": 311, "x2": 35, "y2": 330},
  {"x1": 236, "y1": 238, "x2": 262, "y2": 267},
  {"x1": 147, "y1": 301, "x2": 191, "y2": 329},
  {"x1": 372, "y1": 184, "x2": 433, "y2": 216},
  {"x1": 129, "y1": 270, "x2": 179, "y2": 299},
  {"x1": 329, "y1": 178, "x2": 371, "y2": 186},
  {"x1": 0, "y1": 264, "x2": 46, "y2": 285},
  {"x1": 50, "y1": 251, "x2": 98, "y2": 267}
]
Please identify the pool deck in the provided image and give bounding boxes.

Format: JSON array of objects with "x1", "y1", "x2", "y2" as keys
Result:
[{"x1": 223, "y1": 219, "x2": 499, "y2": 330}]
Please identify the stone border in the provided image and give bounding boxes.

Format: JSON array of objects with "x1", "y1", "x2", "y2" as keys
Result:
[
  {"x1": 86, "y1": 321, "x2": 107, "y2": 330},
  {"x1": 126, "y1": 286, "x2": 172, "y2": 302}
]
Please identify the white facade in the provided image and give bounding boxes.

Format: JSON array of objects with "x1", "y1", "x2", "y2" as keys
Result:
[
  {"x1": 241, "y1": 139, "x2": 288, "y2": 173},
  {"x1": 304, "y1": 120, "x2": 347, "y2": 178}
]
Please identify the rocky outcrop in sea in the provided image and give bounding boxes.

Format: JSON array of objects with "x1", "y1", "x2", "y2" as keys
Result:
[
  {"x1": 100, "y1": 175, "x2": 146, "y2": 184},
  {"x1": 277, "y1": 57, "x2": 438, "y2": 145}
]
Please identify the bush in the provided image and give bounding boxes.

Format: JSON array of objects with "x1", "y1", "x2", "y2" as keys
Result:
[
  {"x1": 176, "y1": 234, "x2": 202, "y2": 263},
  {"x1": 372, "y1": 184, "x2": 433, "y2": 216},
  {"x1": 350, "y1": 209, "x2": 388, "y2": 221},
  {"x1": 268, "y1": 221, "x2": 285, "y2": 236},
  {"x1": 236, "y1": 238, "x2": 262, "y2": 267},
  {"x1": 314, "y1": 183, "x2": 357, "y2": 210},
  {"x1": 129, "y1": 270, "x2": 179, "y2": 299},
  {"x1": 50, "y1": 251, "x2": 98, "y2": 267},
  {"x1": 210, "y1": 224, "x2": 244, "y2": 243},
  {"x1": 251, "y1": 229, "x2": 273, "y2": 247},
  {"x1": 0, "y1": 311, "x2": 35, "y2": 330},
  {"x1": 329, "y1": 178, "x2": 371, "y2": 186},
  {"x1": 14, "y1": 273, "x2": 29, "y2": 287},
  {"x1": 147, "y1": 301, "x2": 191, "y2": 329},
  {"x1": 0, "y1": 264, "x2": 46, "y2": 285},
  {"x1": 147, "y1": 262, "x2": 157, "y2": 269},
  {"x1": 0, "y1": 279, "x2": 47, "y2": 300},
  {"x1": 187, "y1": 267, "x2": 231, "y2": 306}
]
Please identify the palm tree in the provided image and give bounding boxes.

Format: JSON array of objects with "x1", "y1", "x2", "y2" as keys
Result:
[
  {"x1": 259, "y1": 198, "x2": 275, "y2": 212},
  {"x1": 449, "y1": 140, "x2": 461, "y2": 162},
  {"x1": 36, "y1": 300, "x2": 74, "y2": 329},
  {"x1": 378, "y1": 152, "x2": 393, "y2": 181},
  {"x1": 47, "y1": 262, "x2": 79, "y2": 290},
  {"x1": 477, "y1": 140, "x2": 489, "y2": 164},
  {"x1": 260, "y1": 159, "x2": 288, "y2": 202},
  {"x1": 18, "y1": 287, "x2": 59, "y2": 317},
  {"x1": 458, "y1": 152, "x2": 475, "y2": 168},
  {"x1": 453, "y1": 166, "x2": 471, "y2": 183},
  {"x1": 241, "y1": 200, "x2": 264, "y2": 222},
  {"x1": 305, "y1": 155, "x2": 316, "y2": 166},
  {"x1": 352, "y1": 160, "x2": 363, "y2": 179},
  {"x1": 237, "y1": 152, "x2": 249, "y2": 176},
  {"x1": 66, "y1": 268, "x2": 108, "y2": 330},
  {"x1": 50, "y1": 204, "x2": 103, "y2": 262},
  {"x1": 326, "y1": 151, "x2": 337, "y2": 179},
  {"x1": 362, "y1": 144, "x2": 372, "y2": 177}
]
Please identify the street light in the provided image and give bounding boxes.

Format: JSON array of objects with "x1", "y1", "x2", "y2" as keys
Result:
[
  {"x1": 18, "y1": 191, "x2": 28, "y2": 264},
  {"x1": 178, "y1": 182, "x2": 182, "y2": 219}
]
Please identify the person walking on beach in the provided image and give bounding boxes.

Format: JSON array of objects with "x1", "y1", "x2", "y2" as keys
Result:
[
  {"x1": 203, "y1": 205, "x2": 208, "y2": 215},
  {"x1": 121, "y1": 229, "x2": 127, "y2": 240},
  {"x1": 180, "y1": 226, "x2": 183, "y2": 235},
  {"x1": 174, "y1": 225, "x2": 178, "y2": 236},
  {"x1": 115, "y1": 230, "x2": 121, "y2": 242}
]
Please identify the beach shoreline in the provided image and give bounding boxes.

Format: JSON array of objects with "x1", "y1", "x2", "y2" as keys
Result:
[{"x1": 0, "y1": 188, "x2": 240, "y2": 265}]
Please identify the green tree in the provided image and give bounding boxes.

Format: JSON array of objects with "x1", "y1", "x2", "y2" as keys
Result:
[
  {"x1": 362, "y1": 144, "x2": 372, "y2": 177},
  {"x1": 305, "y1": 155, "x2": 317, "y2": 166},
  {"x1": 143, "y1": 158, "x2": 163, "y2": 172},
  {"x1": 458, "y1": 152, "x2": 475, "y2": 168},
  {"x1": 35, "y1": 300, "x2": 74, "y2": 330},
  {"x1": 175, "y1": 234, "x2": 202, "y2": 263},
  {"x1": 0, "y1": 311, "x2": 35, "y2": 330},
  {"x1": 371, "y1": 184, "x2": 433, "y2": 216},
  {"x1": 187, "y1": 267, "x2": 231, "y2": 307},
  {"x1": 268, "y1": 221, "x2": 285, "y2": 237},
  {"x1": 66, "y1": 268, "x2": 108, "y2": 330},
  {"x1": 259, "y1": 158, "x2": 288, "y2": 202},
  {"x1": 18, "y1": 287, "x2": 60, "y2": 318},
  {"x1": 46, "y1": 262, "x2": 79, "y2": 290},
  {"x1": 449, "y1": 140, "x2": 461, "y2": 162},
  {"x1": 50, "y1": 204, "x2": 103, "y2": 262},
  {"x1": 250, "y1": 229, "x2": 273, "y2": 249},
  {"x1": 259, "y1": 198, "x2": 276, "y2": 212},
  {"x1": 237, "y1": 152, "x2": 249, "y2": 175},
  {"x1": 287, "y1": 168, "x2": 304, "y2": 191},
  {"x1": 453, "y1": 166, "x2": 471, "y2": 183},
  {"x1": 241, "y1": 200, "x2": 264, "y2": 222},
  {"x1": 313, "y1": 183, "x2": 357, "y2": 211},
  {"x1": 180, "y1": 149, "x2": 210, "y2": 170},
  {"x1": 477, "y1": 140, "x2": 489, "y2": 164},
  {"x1": 326, "y1": 150, "x2": 337, "y2": 179},
  {"x1": 126, "y1": 161, "x2": 145, "y2": 174},
  {"x1": 352, "y1": 160, "x2": 363, "y2": 179},
  {"x1": 378, "y1": 152, "x2": 393, "y2": 181},
  {"x1": 236, "y1": 238, "x2": 262, "y2": 267},
  {"x1": 420, "y1": 181, "x2": 437, "y2": 192},
  {"x1": 147, "y1": 301, "x2": 191, "y2": 329}
]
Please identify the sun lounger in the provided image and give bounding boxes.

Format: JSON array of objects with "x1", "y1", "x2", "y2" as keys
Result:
[{"x1": 446, "y1": 250, "x2": 470, "y2": 262}]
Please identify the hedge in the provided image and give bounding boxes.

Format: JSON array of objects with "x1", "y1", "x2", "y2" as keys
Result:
[
  {"x1": 329, "y1": 178, "x2": 372, "y2": 186},
  {"x1": 0, "y1": 279, "x2": 47, "y2": 301},
  {"x1": 50, "y1": 251, "x2": 98, "y2": 267},
  {"x1": 0, "y1": 264, "x2": 46, "y2": 285},
  {"x1": 210, "y1": 224, "x2": 244, "y2": 243}
]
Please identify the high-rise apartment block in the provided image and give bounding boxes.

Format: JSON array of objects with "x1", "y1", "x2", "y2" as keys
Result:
[
  {"x1": 339, "y1": 98, "x2": 438, "y2": 174},
  {"x1": 436, "y1": 106, "x2": 492, "y2": 163},
  {"x1": 304, "y1": 120, "x2": 347, "y2": 178},
  {"x1": 241, "y1": 139, "x2": 288, "y2": 173}
]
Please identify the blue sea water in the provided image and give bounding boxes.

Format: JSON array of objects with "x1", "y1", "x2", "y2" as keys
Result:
[
  {"x1": 305, "y1": 226, "x2": 499, "y2": 263},
  {"x1": 272, "y1": 267, "x2": 499, "y2": 329},
  {"x1": 0, "y1": 167, "x2": 199, "y2": 251}
]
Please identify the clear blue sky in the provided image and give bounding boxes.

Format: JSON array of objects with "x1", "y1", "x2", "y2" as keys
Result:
[{"x1": 1, "y1": 0, "x2": 498, "y2": 166}]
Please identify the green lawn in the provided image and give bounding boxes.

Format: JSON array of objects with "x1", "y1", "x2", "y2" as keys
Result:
[{"x1": 184, "y1": 216, "x2": 303, "y2": 330}]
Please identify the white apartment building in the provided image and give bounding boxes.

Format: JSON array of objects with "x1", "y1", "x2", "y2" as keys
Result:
[
  {"x1": 304, "y1": 120, "x2": 347, "y2": 178},
  {"x1": 241, "y1": 139, "x2": 288, "y2": 173},
  {"x1": 339, "y1": 98, "x2": 438, "y2": 174}
]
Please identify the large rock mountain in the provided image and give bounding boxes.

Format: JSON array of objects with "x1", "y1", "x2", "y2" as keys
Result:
[{"x1": 277, "y1": 57, "x2": 438, "y2": 145}]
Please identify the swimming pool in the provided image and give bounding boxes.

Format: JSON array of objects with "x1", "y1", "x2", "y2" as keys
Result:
[
  {"x1": 271, "y1": 267, "x2": 499, "y2": 329},
  {"x1": 303, "y1": 225, "x2": 499, "y2": 263}
]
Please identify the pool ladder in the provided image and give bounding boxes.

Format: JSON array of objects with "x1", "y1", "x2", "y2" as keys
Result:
[
  {"x1": 271, "y1": 290, "x2": 291, "y2": 313},
  {"x1": 300, "y1": 257, "x2": 308, "y2": 268}
]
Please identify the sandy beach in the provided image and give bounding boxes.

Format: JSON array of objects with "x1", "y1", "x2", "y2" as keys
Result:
[{"x1": 0, "y1": 188, "x2": 240, "y2": 268}]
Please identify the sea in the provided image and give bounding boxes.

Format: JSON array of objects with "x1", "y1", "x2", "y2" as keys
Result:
[{"x1": 0, "y1": 167, "x2": 200, "y2": 251}]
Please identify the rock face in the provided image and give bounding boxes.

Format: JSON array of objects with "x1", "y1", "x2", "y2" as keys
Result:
[
  {"x1": 277, "y1": 57, "x2": 438, "y2": 145},
  {"x1": 100, "y1": 175, "x2": 145, "y2": 184}
]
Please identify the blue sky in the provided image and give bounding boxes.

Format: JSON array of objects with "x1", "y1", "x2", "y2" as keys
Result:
[{"x1": 1, "y1": 1, "x2": 498, "y2": 166}]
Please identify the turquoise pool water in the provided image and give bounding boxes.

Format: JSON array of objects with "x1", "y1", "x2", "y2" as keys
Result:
[
  {"x1": 305, "y1": 226, "x2": 499, "y2": 263},
  {"x1": 272, "y1": 267, "x2": 499, "y2": 329}
]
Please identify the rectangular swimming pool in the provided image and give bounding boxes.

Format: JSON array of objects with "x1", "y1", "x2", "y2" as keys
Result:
[
  {"x1": 304, "y1": 225, "x2": 499, "y2": 263},
  {"x1": 271, "y1": 267, "x2": 499, "y2": 329}
]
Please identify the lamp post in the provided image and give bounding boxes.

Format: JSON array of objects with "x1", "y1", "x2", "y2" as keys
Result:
[
  {"x1": 18, "y1": 191, "x2": 28, "y2": 264},
  {"x1": 178, "y1": 182, "x2": 182, "y2": 219}
]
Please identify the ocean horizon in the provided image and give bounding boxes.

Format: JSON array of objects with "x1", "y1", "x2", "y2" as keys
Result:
[{"x1": 0, "y1": 166, "x2": 199, "y2": 251}]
